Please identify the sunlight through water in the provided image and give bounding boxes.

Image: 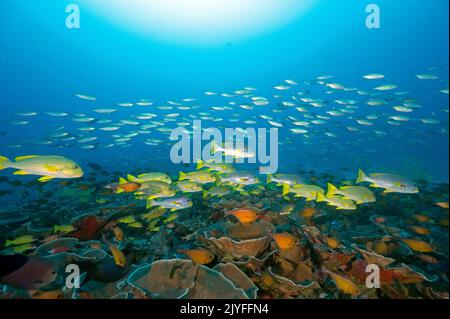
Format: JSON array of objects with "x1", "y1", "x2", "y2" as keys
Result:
[{"x1": 80, "y1": 0, "x2": 318, "y2": 45}]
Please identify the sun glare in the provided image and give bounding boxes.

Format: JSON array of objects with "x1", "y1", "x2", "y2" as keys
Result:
[{"x1": 80, "y1": 0, "x2": 317, "y2": 45}]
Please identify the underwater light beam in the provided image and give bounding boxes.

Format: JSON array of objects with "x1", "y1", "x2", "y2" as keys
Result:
[{"x1": 80, "y1": 0, "x2": 318, "y2": 45}]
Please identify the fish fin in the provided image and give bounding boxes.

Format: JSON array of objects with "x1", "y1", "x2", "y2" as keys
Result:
[
  {"x1": 119, "y1": 177, "x2": 128, "y2": 185},
  {"x1": 14, "y1": 170, "x2": 29, "y2": 175},
  {"x1": 383, "y1": 189, "x2": 395, "y2": 194},
  {"x1": 115, "y1": 188, "x2": 124, "y2": 194},
  {"x1": 15, "y1": 155, "x2": 38, "y2": 162},
  {"x1": 340, "y1": 186, "x2": 352, "y2": 190},
  {"x1": 179, "y1": 172, "x2": 187, "y2": 180},
  {"x1": 0, "y1": 156, "x2": 11, "y2": 170},
  {"x1": 44, "y1": 164, "x2": 59, "y2": 172},
  {"x1": 356, "y1": 201, "x2": 364, "y2": 205},
  {"x1": 202, "y1": 190, "x2": 208, "y2": 198},
  {"x1": 266, "y1": 174, "x2": 272, "y2": 184},
  {"x1": 216, "y1": 175, "x2": 223, "y2": 185},
  {"x1": 127, "y1": 174, "x2": 137, "y2": 182},
  {"x1": 282, "y1": 184, "x2": 290, "y2": 196},
  {"x1": 38, "y1": 176, "x2": 54, "y2": 183},
  {"x1": 170, "y1": 208, "x2": 177, "y2": 212},
  {"x1": 356, "y1": 169, "x2": 368, "y2": 183},
  {"x1": 196, "y1": 159, "x2": 204, "y2": 170},
  {"x1": 316, "y1": 193, "x2": 327, "y2": 202},
  {"x1": 327, "y1": 183, "x2": 339, "y2": 197}
]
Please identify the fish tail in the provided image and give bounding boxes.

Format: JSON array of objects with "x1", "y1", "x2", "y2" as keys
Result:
[
  {"x1": 202, "y1": 190, "x2": 208, "y2": 198},
  {"x1": 282, "y1": 184, "x2": 290, "y2": 196},
  {"x1": 196, "y1": 159, "x2": 204, "y2": 170},
  {"x1": 316, "y1": 193, "x2": 327, "y2": 202},
  {"x1": 179, "y1": 172, "x2": 187, "y2": 180},
  {"x1": 356, "y1": 169, "x2": 368, "y2": 183},
  {"x1": 216, "y1": 175, "x2": 223, "y2": 185},
  {"x1": 266, "y1": 174, "x2": 272, "y2": 184},
  {"x1": 0, "y1": 156, "x2": 11, "y2": 170},
  {"x1": 5, "y1": 240, "x2": 13, "y2": 247},
  {"x1": 327, "y1": 183, "x2": 338, "y2": 197}
]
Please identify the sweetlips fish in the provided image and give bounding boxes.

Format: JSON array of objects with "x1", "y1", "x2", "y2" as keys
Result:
[
  {"x1": 196, "y1": 159, "x2": 235, "y2": 173},
  {"x1": 127, "y1": 173, "x2": 172, "y2": 184},
  {"x1": 136, "y1": 181, "x2": 176, "y2": 199},
  {"x1": 210, "y1": 141, "x2": 256, "y2": 159},
  {"x1": 282, "y1": 184, "x2": 324, "y2": 201},
  {"x1": 179, "y1": 170, "x2": 216, "y2": 184},
  {"x1": 202, "y1": 186, "x2": 231, "y2": 198},
  {"x1": 266, "y1": 174, "x2": 303, "y2": 186},
  {"x1": 327, "y1": 183, "x2": 376, "y2": 204},
  {"x1": 357, "y1": 169, "x2": 419, "y2": 194},
  {"x1": 0, "y1": 155, "x2": 83, "y2": 182},
  {"x1": 146, "y1": 196, "x2": 193, "y2": 211},
  {"x1": 316, "y1": 193, "x2": 357, "y2": 210},
  {"x1": 217, "y1": 171, "x2": 259, "y2": 187}
]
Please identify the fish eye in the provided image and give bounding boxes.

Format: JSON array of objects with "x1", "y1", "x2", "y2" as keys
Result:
[
  {"x1": 73, "y1": 165, "x2": 79, "y2": 169},
  {"x1": 400, "y1": 184, "x2": 406, "y2": 189}
]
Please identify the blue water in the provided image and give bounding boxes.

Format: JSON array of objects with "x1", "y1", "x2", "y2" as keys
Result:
[
  {"x1": 0, "y1": 0, "x2": 448, "y2": 182},
  {"x1": 0, "y1": 1, "x2": 449, "y2": 300}
]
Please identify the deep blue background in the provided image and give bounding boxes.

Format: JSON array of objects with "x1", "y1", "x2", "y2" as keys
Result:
[{"x1": 0, "y1": 0, "x2": 448, "y2": 184}]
